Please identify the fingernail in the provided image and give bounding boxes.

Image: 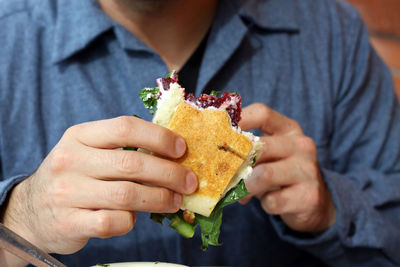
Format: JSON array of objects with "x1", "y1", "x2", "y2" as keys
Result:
[
  {"x1": 175, "y1": 138, "x2": 186, "y2": 157},
  {"x1": 185, "y1": 171, "x2": 198, "y2": 193},
  {"x1": 266, "y1": 195, "x2": 276, "y2": 209},
  {"x1": 131, "y1": 211, "x2": 137, "y2": 225},
  {"x1": 174, "y1": 193, "x2": 182, "y2": 208},
  {"x1": 239, "y1": 196, "x2": 252, "y2": 205}
]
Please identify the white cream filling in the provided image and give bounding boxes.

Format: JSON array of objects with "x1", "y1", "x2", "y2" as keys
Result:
[
  {"x1": 152, "y1": 82, "x2": 184, "y2": 127},
  {"x1": 222, "y1": 133, "x2": 264, "y2": 197}
]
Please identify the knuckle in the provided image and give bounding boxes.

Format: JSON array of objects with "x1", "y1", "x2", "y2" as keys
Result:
[
  {"x1": 259, "y1": 165, "x2": 274, "y2": 184},
  {"x1": 165, "y1": 166, "x2": 174, "y2": 182},
  {"x1": 303, "y1": 184, "x2": 321, "y2": 208},
  {"x1": 49, "y1": 179, "x2": 70, "y2": 205},
  {"x1": 63, "y1": 125, "x2": 77, "y2": 138},
  {"x1": 295, "y1": 136, "x2": 317, "y2": 154},
  {"x1": 151, "y1": 127, "x2": 169, "y2": 147},
  {"x1": 253, "y1": 102, "x2": 266, "y2": 110},
  {"x1": 49, "y1": 146, "x2": 73, "y2": 173},
  {"x1": 63, "y1": 123, "x2": 86, "y2": 140},
  {"x1": 262, "y1": 195, "x2": 278, "y2": 214},
  {"x1": 163, "y1": 164, "x2": 180, "y2": 187},
  {"x1": 116, "y1": 152, "x2": 143, "y2": 175},
  {"x1": 94, "y1": 212, "x2": 112, "y2": 237},
  {"x1": 54, "y1": 219, "x2": 71, "y2": 237},
  {"x1": 257, "y1": 103, "x2": 270, "y2": 116},
  {"x1": 157, "y1": 189, "x2": 174, "y2": 211},
  {"x1": 301, "y1": 161, "x2": 319, "y2": 179},
  {"x1": 291, "y1": 121, "x2": 302, "y2": 132},
  {"x1": 115, "y1": 116, "x2": 135, "y2": 139},
  {"x1": 111, "y1": 183, "x2": 135, "y2": 209}
]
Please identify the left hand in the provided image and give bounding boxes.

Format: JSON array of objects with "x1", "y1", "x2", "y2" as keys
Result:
[{"x1": 239, "y1": 103, "x2": 336, "y2": 233}]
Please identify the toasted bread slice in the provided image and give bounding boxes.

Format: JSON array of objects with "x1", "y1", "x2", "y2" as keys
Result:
[
  {"x1": 150, "y1": 81, "x2": 263, "y2": 217},
  {"x1": 168, "y1": 102, "x2": 253, "y2": 217}
]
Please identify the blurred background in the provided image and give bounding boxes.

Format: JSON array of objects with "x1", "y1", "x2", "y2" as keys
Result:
[{"x1": 347, "y1": 0, "x2": 400, "y2": 100}]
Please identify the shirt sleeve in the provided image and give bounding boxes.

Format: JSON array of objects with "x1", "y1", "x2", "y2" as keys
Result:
[
  {"x1": 269, "y1": 3, "x2": 400, "y2": 266},
  {"x1": 0, "y1": 174, "x2": 28, "y2": 207}
]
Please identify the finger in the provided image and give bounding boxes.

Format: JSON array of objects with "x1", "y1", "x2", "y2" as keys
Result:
[
  {"x1": 259, "y1": 185, "x2": 305, "y2": 215},
  {"x1": 244, "y1": 160, "x2": 300, "y2": 197},
  {"x1": 256, "y1": 135, "x2": 295, "y2": 162},
  {"x1": 239, "y1": 195, "x2": 252, "y2": 205},
  {"x1": 62, "y1": 178, "x2": 182, "y2": 213},
  {"x1": 256, "y1": 135, "x2": 317, "y2": 163},
  {"x1": 73, "y1": 147, "x2": 197, "y2": 195},
  {"x1": 239, "y1": 103, "x2": 303, "y2": 136},
  {"x1": 75, "y1": 209, "x2": 137, "y2": 239},
  {"x1": 65, "y1": 116, "x2": 187, "y2": 158},
  {"x1": 48, "y1": 144, "x2": 197, "y2": 195}
]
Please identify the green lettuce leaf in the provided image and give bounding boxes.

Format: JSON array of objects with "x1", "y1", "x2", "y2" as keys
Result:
[
  {"x1": 139, "y1": 87, "x2": 160, "y2": 114},
  {"x1": 210, "y1": 90, "x2": 222, "y2": 96},
  {"x1": 150, "y1": 180, "x2": 249, "y2": 250},
  {"x1": 165, "y1": 71, "x2": 178, "y2": 79},
  {"x1": 195, "y1": 179, "x2": 249, "y2": 250},
  {"x1": 209, "y1": 90, "x2": 237, "y2": 97}
]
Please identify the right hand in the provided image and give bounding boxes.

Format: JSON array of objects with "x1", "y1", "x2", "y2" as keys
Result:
[{"x1": 1, "y1": 116, "x2": 198, "y2": 254}]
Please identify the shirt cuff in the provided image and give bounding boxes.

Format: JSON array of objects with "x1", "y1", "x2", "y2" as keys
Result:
[
  {"x1": 0, "y1": 174, "x2": 29, "y2": 206},
  {"x1": 268, "y1": 168, "x2": 361, "y2": 261}
]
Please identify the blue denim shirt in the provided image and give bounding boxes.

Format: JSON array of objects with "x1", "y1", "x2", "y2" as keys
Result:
[{"x1": 1, "y1": 0, "x2": 400, "y2": 266}]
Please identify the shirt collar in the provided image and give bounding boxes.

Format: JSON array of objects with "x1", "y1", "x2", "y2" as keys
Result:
[
  {"x1": 51, "y1": 0, "x2": 114, "y2": 64},
  {"x1": 50, "y1": 0, "x2": 299, "y2": 64},
  {"x1": 237, "y1": 0, "x2": 299, "y2": 32}
]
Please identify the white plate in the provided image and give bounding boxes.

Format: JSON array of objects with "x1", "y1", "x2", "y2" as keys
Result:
[{"x1": 93, "y1": 262, "x2": 188, "y2": 267}]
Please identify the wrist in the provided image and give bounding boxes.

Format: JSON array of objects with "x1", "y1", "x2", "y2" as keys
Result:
[{"x1": 1, "y1": 178, "x2": 47, "y2": 253}]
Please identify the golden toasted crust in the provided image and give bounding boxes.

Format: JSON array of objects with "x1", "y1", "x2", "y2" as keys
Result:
[{"x1": 167, "y1": 102, "x2": 253, "y2": 216}]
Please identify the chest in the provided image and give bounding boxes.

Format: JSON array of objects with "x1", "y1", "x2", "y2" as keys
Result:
[{"x1": 0, "y1": 33, "x2": 334, "y2": 178}]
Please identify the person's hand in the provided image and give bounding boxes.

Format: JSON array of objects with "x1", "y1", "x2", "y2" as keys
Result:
[
  {"x1": 1, "y1": 116, "x2": 198, "y2": 254},
  {"x1": 239, "y1": 104, "x2": 336, "y2": 233}
]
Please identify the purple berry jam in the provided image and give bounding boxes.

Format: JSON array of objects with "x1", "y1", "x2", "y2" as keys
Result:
[
  {"x1": 157, "y1": 77, "x2": 177, "y2": 91},
  {"x1": 185, "y1": 92, "x2": 242, "y2": 127},
  {"x1": 155, "y1": 73, "x2": 242, "y2": 127}
]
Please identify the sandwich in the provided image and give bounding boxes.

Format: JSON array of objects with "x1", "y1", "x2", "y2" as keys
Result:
[{"x1": 138, "y1": 72, "x2": 263, "y2": 250}]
